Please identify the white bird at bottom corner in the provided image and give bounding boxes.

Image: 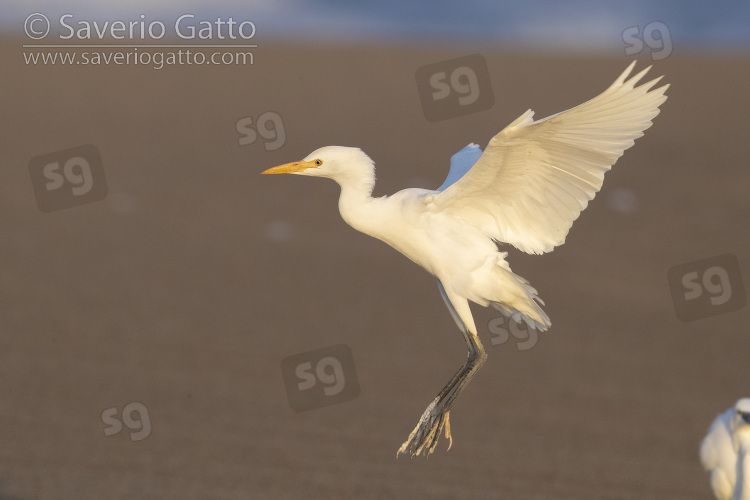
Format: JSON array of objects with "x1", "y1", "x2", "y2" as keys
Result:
[
  {"x1": 262, "y1": 62, "x2": 668, "y2": 457},
  {"x1": 701, "y1": 399, "x2": 750, "y2": 500}
]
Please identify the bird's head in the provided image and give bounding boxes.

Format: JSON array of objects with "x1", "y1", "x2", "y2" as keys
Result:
[
  {"x1": 262, "y1": 146, "x2": 375, "y2": 185},
  {"x1": 731, "y1": 398, "x2": 750, "y2": 432}
]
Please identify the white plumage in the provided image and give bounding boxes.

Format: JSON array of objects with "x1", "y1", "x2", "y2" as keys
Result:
[
  {"x1": 263, "y1": 62, "x2": 668, "y2": 456},
  {"x1": 701, "y1": 399, "x2": 750, "y2": 500},
  {"x1": 430, "y1": 62, "x2": 667, "y2": 255}
]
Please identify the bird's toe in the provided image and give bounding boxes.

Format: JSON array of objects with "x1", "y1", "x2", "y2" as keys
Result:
[{"x1": 397, "y1": 401, "x2": 452, "y2": 458}]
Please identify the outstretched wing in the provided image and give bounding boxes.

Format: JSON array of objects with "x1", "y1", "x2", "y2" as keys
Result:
[
  {"x1": 437, "y1": 143, "x2": 483, "y2": 192},
  {"x1": 427, "y1": 62, "x2": 669, "y2": 255}
]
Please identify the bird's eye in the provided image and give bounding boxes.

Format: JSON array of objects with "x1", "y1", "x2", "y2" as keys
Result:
[{"x1": 314, "y1": 159, "x2": 323, "y2": 166}]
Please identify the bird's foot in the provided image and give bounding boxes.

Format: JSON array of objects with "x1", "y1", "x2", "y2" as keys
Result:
[{"x1": 397, "y1": 397, "x2": 452, "y2": 458}]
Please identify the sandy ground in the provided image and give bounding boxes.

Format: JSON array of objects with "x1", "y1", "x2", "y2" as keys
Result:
[{"x1": 1, "y1": 37, "x2": 749, "y2": 499}]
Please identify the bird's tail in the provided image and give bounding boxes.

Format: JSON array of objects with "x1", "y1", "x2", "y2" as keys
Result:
[{"x1": 487, "y1": 255, "x2": 551, "y2": 332}]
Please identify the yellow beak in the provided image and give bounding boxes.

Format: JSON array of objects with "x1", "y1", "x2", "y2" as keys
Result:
[{"x1": 262, "y1": 160, "x2": 317, "y2": 175}]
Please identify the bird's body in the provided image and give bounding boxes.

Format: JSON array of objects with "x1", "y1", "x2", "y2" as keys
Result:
[
  {"x1": 263, "y1": 62, "x2": 668, "y2": 456},
  {"x1": 701, "y1": 399, "x2": 750, "y2": 500},
  {"x1": 308, "y1": 146, "x2": 551, "y2": 332}
]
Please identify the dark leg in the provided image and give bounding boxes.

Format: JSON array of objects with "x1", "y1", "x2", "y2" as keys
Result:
[{"x1": 397, "y1": 280, "x2": 487, "y2": 457}]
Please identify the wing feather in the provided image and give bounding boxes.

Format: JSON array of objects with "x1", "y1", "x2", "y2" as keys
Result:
[
  {"x1": 437, "y1": 143, "x2": 483, "y2": 192},
  {"x1": 427, "y1": 62, "x2": 669, "y2": 254}
]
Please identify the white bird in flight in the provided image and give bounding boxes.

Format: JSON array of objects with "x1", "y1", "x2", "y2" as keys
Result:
[
  {"x1": 701, "y1": 399, "x2": 750, "y2": 500},
  {"x1": 263, "y1": 62, "x2": 668, "y2": 457}
]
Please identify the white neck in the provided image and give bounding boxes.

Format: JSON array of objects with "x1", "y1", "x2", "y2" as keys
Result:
[{"x1": 334, "y1": 165, "x2": 379, "y2": 235}]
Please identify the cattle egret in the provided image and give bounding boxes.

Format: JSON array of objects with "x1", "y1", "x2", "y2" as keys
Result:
[
  {"x1": 263, "y1": 62, "x2": 668, "y2": 457},
  {"x1": 701, "y1": 398, "x2": 750, "y2": 499}
]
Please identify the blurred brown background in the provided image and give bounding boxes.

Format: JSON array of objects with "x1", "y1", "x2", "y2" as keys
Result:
[{"x1": 1, "y1": 37, "x2": 749, "y2": 499}]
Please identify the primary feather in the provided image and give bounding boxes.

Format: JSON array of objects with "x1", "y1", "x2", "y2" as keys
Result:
[{"x1": 428, "y1": 61, "x2": 669, "y2": 254}]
